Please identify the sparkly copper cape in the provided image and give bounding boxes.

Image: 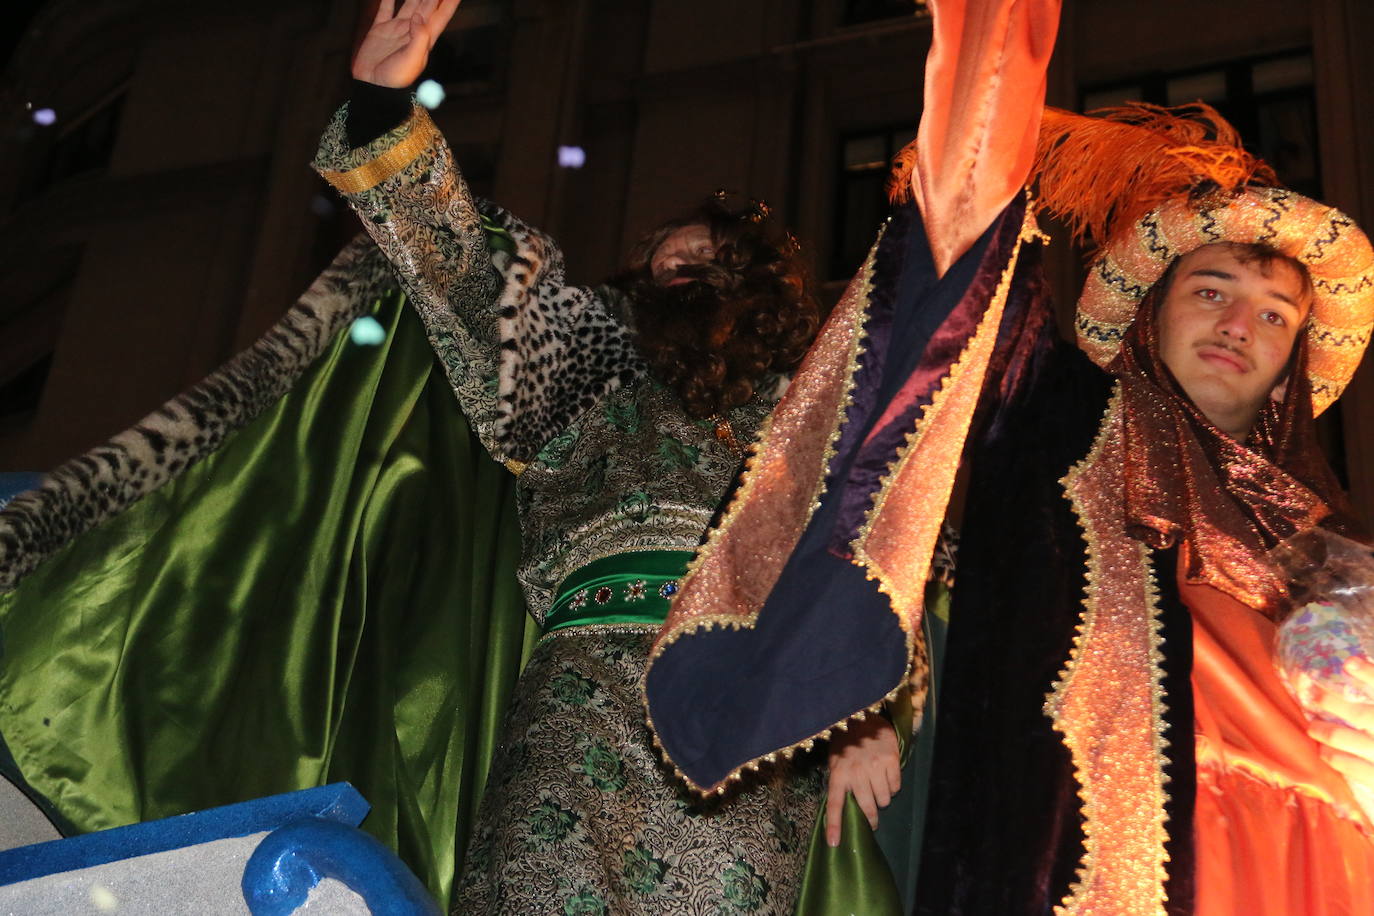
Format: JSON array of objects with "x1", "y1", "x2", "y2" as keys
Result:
[
  {"x1": 1111, "y1": 294, "x2": 1360, "y2": 615},
  {"x1": 643, "y1": 196, "x2": 1047, "y2": 795}
]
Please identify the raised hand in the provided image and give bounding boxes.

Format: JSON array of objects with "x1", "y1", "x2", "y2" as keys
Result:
[
  {"x1": 825, "y1": 714, "x2": 901, "y2": 847},
  {"x1": 352, "y1": 0, "x2": 463, "y2": 89}
]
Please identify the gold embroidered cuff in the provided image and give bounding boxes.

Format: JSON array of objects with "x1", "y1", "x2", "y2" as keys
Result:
[{"x1": 320, "y1": 109, "x2": 438, "y2": 195}]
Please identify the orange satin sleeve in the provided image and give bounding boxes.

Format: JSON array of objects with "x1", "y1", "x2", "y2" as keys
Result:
[
  {"x1": 1183, "y1": 577, "x2": 1374, "y2": 916},
  {"x1": 914, "y1": 0, "x2": 1061, "y2": 276}
]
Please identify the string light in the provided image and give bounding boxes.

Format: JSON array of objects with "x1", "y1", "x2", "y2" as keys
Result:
[
  {"x1": 416, "y1": 79, "x2": 446, "y2": 110},
  {"x1": 557, "y1": 146, "x2": 586, "y2": 169},
  {"x1": 350, "y1": 316, "x2": 386, "y2": 346}
]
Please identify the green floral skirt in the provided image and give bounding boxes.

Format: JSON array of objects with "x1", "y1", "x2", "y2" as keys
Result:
[{"x1": 453, "y1": 624, "x2": 823, "y2": 914}]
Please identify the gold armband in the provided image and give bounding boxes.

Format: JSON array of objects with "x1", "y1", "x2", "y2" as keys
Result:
[{"x1": 320, "y1": 109, "x2": 439, "y2": 195}]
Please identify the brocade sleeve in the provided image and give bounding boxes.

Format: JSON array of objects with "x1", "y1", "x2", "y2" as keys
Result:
[{"x1": 313, "y1": 103, "x2": 643, "y2": 466}]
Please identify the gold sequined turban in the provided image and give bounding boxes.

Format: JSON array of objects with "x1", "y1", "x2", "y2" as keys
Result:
[{"x1": 1036, "y1": 104, "x2": 1374, "y2": 415}]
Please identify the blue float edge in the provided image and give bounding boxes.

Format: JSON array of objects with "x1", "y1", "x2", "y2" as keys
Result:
[{"x1": 0, "y1": 782, "x2": 369, "y2": 886}]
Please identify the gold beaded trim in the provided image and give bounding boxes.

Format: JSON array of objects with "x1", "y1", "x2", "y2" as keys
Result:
[{"x1": 319, "y1": 109, "x2": 438, "y2": 195}]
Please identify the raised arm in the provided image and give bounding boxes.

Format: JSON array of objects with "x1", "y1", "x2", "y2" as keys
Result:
[
  {"x1": 314, "y1": 0, "x2": 643, "y2": 465},
  {"x1": 821, "y1": 0, "x2": 1061, "y2": 841},
  {"x1": 912, "y1": 0, "x2": 1061, "y2": 276},
  {"x1": 638, "y1": 0, "x2": 1067, "y2": 843}
]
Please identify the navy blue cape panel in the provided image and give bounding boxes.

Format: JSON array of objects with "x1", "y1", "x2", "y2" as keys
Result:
[{"x1": 645, "y1": 197, "x2": 1028, "y2": 792}]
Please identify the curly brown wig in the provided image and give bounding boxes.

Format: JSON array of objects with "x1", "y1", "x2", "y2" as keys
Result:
[{"x1": 611, "y1": 194, "x2": 822, "y2": 419}]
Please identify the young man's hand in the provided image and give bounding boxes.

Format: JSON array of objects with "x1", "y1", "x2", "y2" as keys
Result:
[
  {"x1": 1307, "y1": 655, "x2": 1374, "y2": 822},
  {"x1": 352, "y1": 0, "x2": 463, "y2": 88},
  {"x1": 825, "y1": 714, "x2": 901, "y2": 847}
]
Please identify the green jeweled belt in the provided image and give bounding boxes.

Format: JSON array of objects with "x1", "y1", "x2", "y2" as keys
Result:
[{"x1": 543, "y1": 549, "x2": 693, "y2": 633}]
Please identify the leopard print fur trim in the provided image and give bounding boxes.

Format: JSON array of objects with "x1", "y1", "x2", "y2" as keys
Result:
[
  {"x1": 315, "y1": 102, "x2": 507, "y2": 459},
  {"x1": 479, "y1": 203, "x2": 646, "y2": 461},
  {"x1": 315, "y1": 100, "x2": 645, "y2": 464},
  {"x1": 0, "y1": 237, "x2": 393, "y2": 593}
]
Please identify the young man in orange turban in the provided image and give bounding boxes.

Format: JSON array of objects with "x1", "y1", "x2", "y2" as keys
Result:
[{"x1": 645, "y1": 0, "x2": 1374, "y2": 912}]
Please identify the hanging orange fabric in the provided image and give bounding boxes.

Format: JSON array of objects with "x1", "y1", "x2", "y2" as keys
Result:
[
  {"x1": 901, "y1": 0, "x2": 1060, "y2": 276},
  {"x1": 1185, "y1": 575, "x2": 1374, "y2": 915}
]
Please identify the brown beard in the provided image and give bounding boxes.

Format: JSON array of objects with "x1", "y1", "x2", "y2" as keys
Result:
[
  {"x1": 621, "y1": 261, "x2": 814, "y2": 419},
  {"x1": 609, "y1": 193, "x2": 822, "y2": 419}
]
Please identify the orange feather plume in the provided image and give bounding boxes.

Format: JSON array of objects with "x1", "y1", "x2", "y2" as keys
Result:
[
  {"x1": 887, "y1": 138, "x2": 921, "y2": 205},
  {"x1": 1033, "y1": 103, "x2": 1277, "y2": 255}
]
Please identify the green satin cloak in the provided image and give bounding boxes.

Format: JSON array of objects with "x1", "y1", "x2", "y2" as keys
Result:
[
  {"x1": 0, "y1": 281, "x2": 928, "y2": 912},
  {"x1": 0, "y1": 289, "x2": 537, "y2": 905}
]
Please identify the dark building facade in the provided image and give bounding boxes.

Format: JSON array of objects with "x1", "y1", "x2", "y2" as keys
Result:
[{"x1": 3, "y1": 0, "x2": 1373, "y2": 513}]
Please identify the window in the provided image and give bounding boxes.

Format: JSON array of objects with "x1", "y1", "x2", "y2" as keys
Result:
[
  {"x1": 0, "y1": 355, "x2": 54, "y2": 432},
  {"x1": 1081, "y1": 50, "x2": 1319, "y2": 197},
  {"x1": 832, "y1": 125, "x2": 916, "y2": 279},
  {"x1": 841, "y1": 0, "x2": 928, "y2": 27},
  {"x1": 1, "y1": 0, "x2": 46, "y2": 72},
  {"x1": 0, "y1": 247, "x2": 80, "y2": 431},
  {"x1": 23, "y1": 91, "x2": 126, "y2": 200}
]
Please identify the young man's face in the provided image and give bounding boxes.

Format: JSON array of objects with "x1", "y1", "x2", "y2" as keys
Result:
[
  {"x1": 1157, "y1": 243, "x2": 1311, "y2": 439},
  {"x1": 650, "y1": 224, "x2": 717, "y2": 287}
]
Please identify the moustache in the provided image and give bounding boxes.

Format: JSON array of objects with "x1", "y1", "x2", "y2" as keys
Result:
[{"x1": 1195, "y1": 339, "x2": 1254, "y2": 371}]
